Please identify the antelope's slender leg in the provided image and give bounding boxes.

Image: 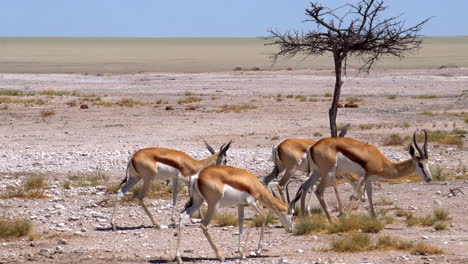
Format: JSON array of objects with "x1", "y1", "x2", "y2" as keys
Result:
[
  {"x1": 237, "y1": 205, "x2": 245, "y2": 258},
  {"x1": 201, "y1": 203, "x2": 224, "y2": 261},
  {"x1": 300, "y1": 170, "x2": 320, "y2": 217},
  {"x1": 138, "y1": 178, "x2": 160, "y2": 228},
  {"x1": 171, "y1": 177, "x2": 180, "y2": 224},
  {"x1": 111, "y1": 176, "x2": 140, "y2": 231},
  {"x1": 175, "y1": 195, "x2": 204, "y2": 264},
  {"x1": 365, "y1": 181, "x2": 375, "y2": 217},
  {"x1": 347, "y1": 174, "x2": 366, "y2": 216},
  {"x1": 315, "y1": 169, "x2": 336, "y2": 222},
  {"x1": 277, "y1": 166, "x2": 298, "y2": 202},
  {"x1": 332, "y1": 178, "x2": 345, "y2": 216},
  {"x1": 249, "y1": 201, "x2": 266, "y2": 255}
]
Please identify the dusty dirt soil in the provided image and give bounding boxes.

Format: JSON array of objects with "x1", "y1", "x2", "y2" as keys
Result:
[{"x1": 0, "y1": 68, "x2": 467, "y2": 264}]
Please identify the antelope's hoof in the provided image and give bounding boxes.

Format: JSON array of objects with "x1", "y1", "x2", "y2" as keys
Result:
[
  {"x1": 111, "y1": 224, "x2": 117, "y2": 231},
  {"x1": 218, "y1": 254, "x2": 225, "y2": 262},
  {"x1": 175, "y1": 256, "x2": 183, "y2": 264}
]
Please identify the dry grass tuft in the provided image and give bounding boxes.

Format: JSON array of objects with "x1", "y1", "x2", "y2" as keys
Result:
[
  {"x1": 346, "y1": 97, "x2": 363, "y2": 104},
  {"x1": 217, "y1": 104, "x2": 258, "y2": 113},
  {"x1": 116, "y1": 98, "x2": 145, "y2": 107},
  {"x1": 1, "y1": 176, "x2": 48, "y2": 199},
  {"x1": 382, "y1": 133, "x2": 405, "y2": 146},
  {"x1": 178, "y1": 97, "x2": 202, "y2": 104},
  {"x1": 327, "y1": 214, "x2": 384, "y2": 234},
  {"x1": 250, "y1": 211, "x2": 277, "y2": 227},
  {"x1": 411, "y1": 241, "x2": 443, "y2": 254},
  {"x1": 213, "y1": 212, "x2": 238, "y2": 227},
  {"x1": 294, "y1": 214, "x2": 327, "y2": 235},
  {"x1": 40, "y1": 109, "x2": 56, "y2": 117},
  {"x1": 0, "y1": 218, "x2": 32, "y2": 238},
  {"x1": 332, "y1": 232, "x2": 371, "y2": 252},
  {"x1": 412, "y1": 94, "x2": 438, "y2": 99}
]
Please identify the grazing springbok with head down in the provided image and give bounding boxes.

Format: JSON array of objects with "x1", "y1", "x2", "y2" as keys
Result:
[
  {"x1": 111, "y1": 140, "x2": 231, "y2": 231},
  {"x1": 304, "y1": 131, "x2": 431, "y2": 222},
  {"x1": 175, "y1": 165, "x2": 293, "y2": 263},
  {"x1": 263, "y1": 138, "x2": 366, "y2": 217}
]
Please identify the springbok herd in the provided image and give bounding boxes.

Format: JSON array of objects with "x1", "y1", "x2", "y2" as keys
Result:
[{"x1": 110, "y1": 131, "x2": 431, "y2": 263}]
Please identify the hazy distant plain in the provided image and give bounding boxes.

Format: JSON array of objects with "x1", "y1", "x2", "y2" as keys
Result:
[{"x1": 0, "y1": 37, "x2": 467, "y2": 73}]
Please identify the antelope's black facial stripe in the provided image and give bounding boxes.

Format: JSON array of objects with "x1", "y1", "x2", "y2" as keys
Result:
[{"x1": 418, "y1": 161, "x2": 429, "y2": 181}]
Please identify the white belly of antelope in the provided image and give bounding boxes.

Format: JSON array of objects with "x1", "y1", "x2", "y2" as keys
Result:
[
  {"x1": 155, "y1": 163, "x2": 181, "y2": 180},
  {"x1": 219, "y1": 185, "x2": 251, "y2": 207},
  {"x1": 336, "y1": 153, "x2": 365, "y2": 176}
]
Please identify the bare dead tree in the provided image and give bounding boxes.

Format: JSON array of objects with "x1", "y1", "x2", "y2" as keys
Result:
[{"x1": 267, "y1": 0, "x2": 430, "y2": 136}]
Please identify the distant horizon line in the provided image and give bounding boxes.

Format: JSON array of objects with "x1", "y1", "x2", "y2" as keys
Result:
[{"x1": 1, "y1": 35, "x2": 467, "y2": 38}]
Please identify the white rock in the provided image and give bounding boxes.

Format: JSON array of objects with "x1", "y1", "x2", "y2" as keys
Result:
[{"x1": 421, "y1": 235, "x2": 429, "y2": 240}]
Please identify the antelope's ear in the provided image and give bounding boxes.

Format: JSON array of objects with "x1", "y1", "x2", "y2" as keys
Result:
[
  {"x1": 204, "y1": 140, "x2": 216, "y2": 154},
  {"x1": 221, "y1": 140, "x2": 232, "y2": 154},
  {"x1": 409, "y1": 144, "x2": 416, "y2": 158}
]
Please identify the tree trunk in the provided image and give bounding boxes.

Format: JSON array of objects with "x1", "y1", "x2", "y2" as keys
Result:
[{"x1": 329, "y1": 51, "x2": 344, "y2": 137}]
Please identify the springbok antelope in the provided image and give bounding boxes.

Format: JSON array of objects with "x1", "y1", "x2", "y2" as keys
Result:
[
  {"x1": 263, "y1": 138, "x2": 365, "y2": 217},
  {"x1": 175, "y1": 165, "x2": 293, "y2": 263},
  {"x1": 110, "y1": 140, "x2": 231, "y2": 231},
  {"x1": 305, "y1": 131, "x2": 431, "y2": 222}
]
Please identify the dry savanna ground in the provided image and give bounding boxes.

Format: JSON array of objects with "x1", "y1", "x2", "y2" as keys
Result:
[{"x1": 0, "y1": 67, "x2": 467, "y2": 264}]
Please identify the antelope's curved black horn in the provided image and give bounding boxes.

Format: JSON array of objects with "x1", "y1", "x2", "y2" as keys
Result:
[
  {"x1": 413, "y1": 131, "x2": 423, "y2": 157},
  {"x1": 423, "y1": 130, "x2": 428, "y2": 159}
]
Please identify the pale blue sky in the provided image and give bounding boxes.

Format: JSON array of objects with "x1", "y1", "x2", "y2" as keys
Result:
[{"x1": 1, "y1": 0, "x2": 467, "y2": 37}]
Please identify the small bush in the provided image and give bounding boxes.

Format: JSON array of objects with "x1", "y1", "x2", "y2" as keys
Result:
[
  {"x1": 313, "y1": 132, "x2": 322, "y2": 137},
  {"x1": 388, "y1": 95, "x2": 397, "y2": 99},
  {"x1": 0, "y1": 218, "x2": 32, "y2": 238},
  {"x1": 324, "y1": 92, "x2": 333, "y2": 97},
  {"x1": 0, "y1": 104, "x2": 9, "y2": 110},
  {"x1": 332, "y1": 232, "x2": 371, "y2": 252},
  {"x1": 383, "y1": 133, "x2": 404, "y2": 146}
]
